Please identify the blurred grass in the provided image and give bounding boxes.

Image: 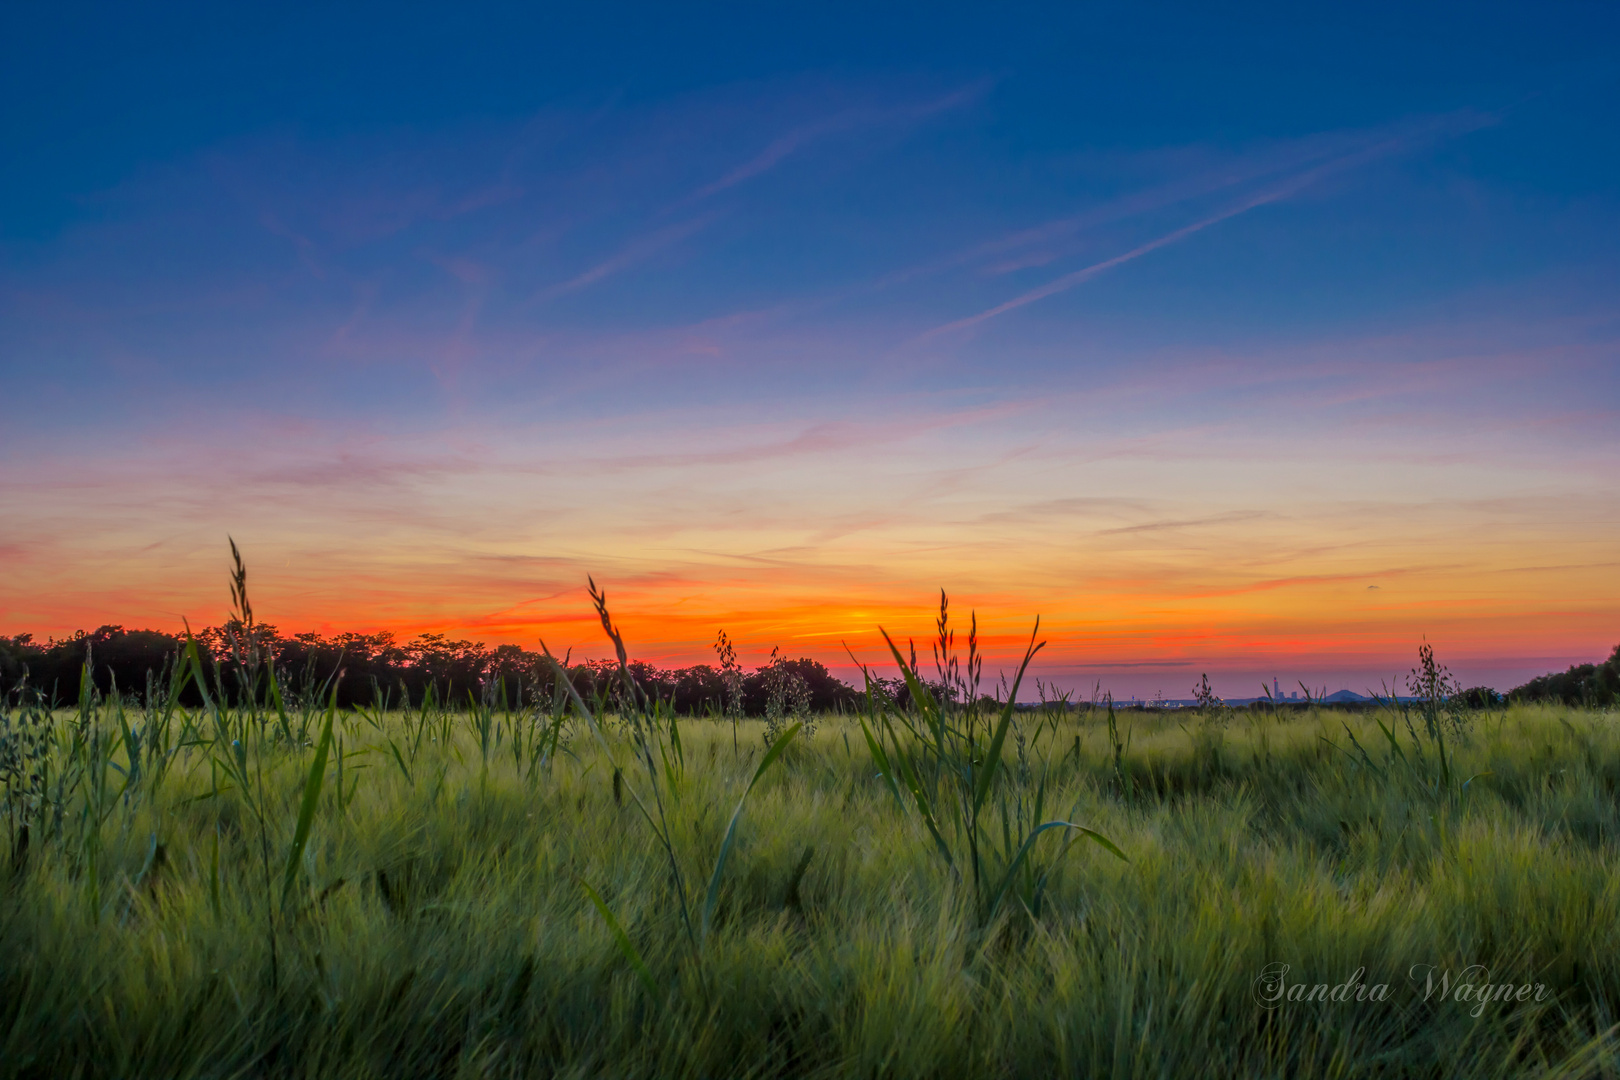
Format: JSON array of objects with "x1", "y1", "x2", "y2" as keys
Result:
[{"x1": 3, "y1": 691, "x2": 1620, "y2": 1078}]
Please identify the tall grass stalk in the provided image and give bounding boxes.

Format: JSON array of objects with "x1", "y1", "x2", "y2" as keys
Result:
[
  {"x1": 542, "y1": 578, "x2": 798, "y2": 1001},
  {"x1": 854, "y1": 591, "x2": 1125, "y2": 926}
]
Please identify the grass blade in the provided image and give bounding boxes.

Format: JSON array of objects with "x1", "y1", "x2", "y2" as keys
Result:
[
  {"x1": 580, "y1": 878, "x2": 659, "y2": 997},
  {"x1": 879, "y1": 629, "x2": 940, "y2": 721},
  {"x1": 181, "y1": 621, "x2": 215, "y2": 713},
  {"x1": 385, "y1": 737, "x2": 413, "y2": 786},
  {"x1": 973, "y1": 619, "x2": 1045, "y2": 816},
  {"x1": 266, "y1": 663, "x2": 293, "y2": 737},
  {"x1": 540, "y1": 645, "x2": 659, "y2": 827},
  {"x1": 281, "y1": 688, "x2": 336, "y2": 906},
  {"x1": 209, "y1": 826, "x2": 221, "y2": 914},
  {"x1": 986, "y1": 820, "x2": 1126, "y2": 923},
  {"x1": 702, "y1": 721, "x2": 800, "y2": 942},
  {"x1": 880, "y1": 715, "x2": 955, "y2": 869},
  {"x1": 1373, "y1": 713, "x2": 1407, "y2": 764},
  {"x1": 858, "y1": 716, "x2": 905, "y2": 810}
]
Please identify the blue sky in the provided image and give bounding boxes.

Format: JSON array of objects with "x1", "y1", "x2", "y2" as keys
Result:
[{"x1": 3, "y1": 1, "x2": 1617, "y2": 695}]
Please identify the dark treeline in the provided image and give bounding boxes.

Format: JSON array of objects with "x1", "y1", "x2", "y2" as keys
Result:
[
  {"x1": 0, "y1": 624, "x2": 869, "y2": 714},
  {"x1": 5, "y1": 624, "x2": 1612, "y2": 711},
  {"x1": 1509, "y1": 643, "x2": 1620, "y2": 708}
]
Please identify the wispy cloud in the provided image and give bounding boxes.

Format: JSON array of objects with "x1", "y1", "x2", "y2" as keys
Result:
[
  {"x1": 1097, "y1": 510, "x2": 1275, "y2": 536},
  {"x1": 690, "y1": 121, "x2": 844, "y2": 201},
  {"x1": 878, "y1": 134, "x2": 1354, "y2": 288},
  {"x1": 918, "y1": 196, "x2": 1288, "y2": 340},
  {"x1": 688, "y1": 81, "x2": 989, "y2": 201},
  {"x1": 257, "y1": 211, "x2": 325, "y2": 278},
  {"x1": 533, "y1": 215, "x2": 715, "y2": 301},
  {"x1": 915, "y1": 110, "x2": 1497, "y2": 340},
  {"x1": 593, "y1": 398, "x2": 1031, "y2": 471}
]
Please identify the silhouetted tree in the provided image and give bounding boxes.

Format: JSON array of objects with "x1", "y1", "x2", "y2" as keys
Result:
[
  {"x1": 0, "y1": 623, "x2": 866, "y2": 715},
  {"x1": 1511, "y1": 643, "x2": 1620, "y2": 707}
]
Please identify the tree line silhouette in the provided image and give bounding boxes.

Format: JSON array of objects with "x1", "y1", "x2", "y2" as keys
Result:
[
  {"x1": 3, "y1": 624, "x2": 1612, "y2": 710},
  {"x1": 0, "y1": 624, "x2": 872, "y2": 714},
  {"x1": 1507, "y1": 643, "x2": 1620, "y2": 708}
]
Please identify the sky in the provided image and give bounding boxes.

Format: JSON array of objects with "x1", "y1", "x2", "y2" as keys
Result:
[{"x1": 2, "y1": 1, "x2": 1618, "y2": 697}]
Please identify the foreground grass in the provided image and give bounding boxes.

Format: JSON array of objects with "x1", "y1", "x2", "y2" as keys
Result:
[{"x1": 3, "y1": 696, "x2": 1620, "y2": 1078}]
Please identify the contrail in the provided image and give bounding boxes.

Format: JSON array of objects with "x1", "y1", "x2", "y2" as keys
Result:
[
  {"x1": 916, "y1": 118, "x2": 1487, "y2": 342},
  {"x1": 688, "y1": 81, "x2": 990, "y2": 203},
  {"x1": 533, "y1": 215, "x2": 714, "y2": 302},
  {"x1": 917, "y1": 196, "x2": 1280, "y2": 340}
]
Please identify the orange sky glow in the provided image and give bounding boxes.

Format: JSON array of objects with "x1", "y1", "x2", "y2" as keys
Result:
[{"x1": 6, "y1": 385, "x2": 1615, "y2": 697}]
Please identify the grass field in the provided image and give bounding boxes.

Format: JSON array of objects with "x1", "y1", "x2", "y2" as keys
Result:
[{"x1": 4, "y1": 624, "x2": 1620, "y2": 1078}]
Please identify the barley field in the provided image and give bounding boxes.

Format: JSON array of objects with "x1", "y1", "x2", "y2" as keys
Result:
[{"x1": 3, "y1": 612, "x2": 1619, "y2": 1079}]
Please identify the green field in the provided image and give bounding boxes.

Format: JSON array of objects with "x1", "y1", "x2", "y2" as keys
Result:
[{"x1": 3, "y1": 640, "x2": 1620, "y2": 1078}]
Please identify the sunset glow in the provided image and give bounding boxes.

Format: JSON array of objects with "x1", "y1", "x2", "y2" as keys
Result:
[{"x1": 3, "y1": 5, "x2": 1616, "y2": 697}]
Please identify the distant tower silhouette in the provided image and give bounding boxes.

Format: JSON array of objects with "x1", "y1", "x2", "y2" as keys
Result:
[{"x1": 1273, "y1": 677, "x2": 1280, "y2": 699}]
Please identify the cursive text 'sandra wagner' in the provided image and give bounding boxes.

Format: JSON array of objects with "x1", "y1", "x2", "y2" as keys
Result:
[{"x1": 1253, "y1": 963, "x2": 1551, "y2": 1015}]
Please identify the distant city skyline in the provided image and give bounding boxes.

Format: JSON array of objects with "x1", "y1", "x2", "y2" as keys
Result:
[{"x1": 3, "y1": 2, "x2": 1617, "y2": 698}]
